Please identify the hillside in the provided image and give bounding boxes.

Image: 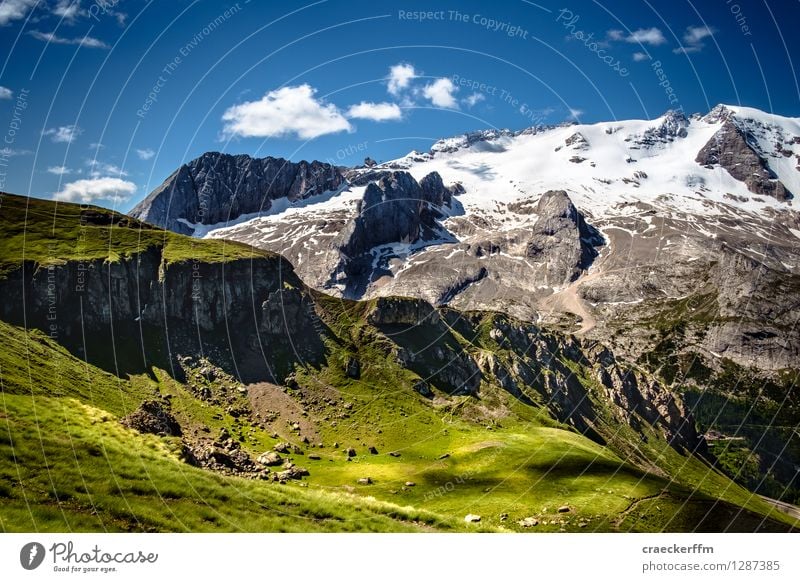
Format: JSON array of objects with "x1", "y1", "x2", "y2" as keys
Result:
[
  {"x1": 0, "y1": 191, "x2": 797, "y2": 532},
  {"x1": 132, "y1": 105, "x2": 800, "y2": 507}
]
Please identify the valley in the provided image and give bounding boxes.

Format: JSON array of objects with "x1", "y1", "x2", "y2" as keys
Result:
[{"x1": 0, "y1": 185, "x2": 798, "y2": 532}]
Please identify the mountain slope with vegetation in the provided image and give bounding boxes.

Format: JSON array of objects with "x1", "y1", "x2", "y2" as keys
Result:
[{"x1": 0, "y1": 192, "x2": 796, "y2": 532}]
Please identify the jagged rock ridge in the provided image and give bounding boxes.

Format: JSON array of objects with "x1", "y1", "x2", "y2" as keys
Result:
[{"x1": 129, "y1": 152, "x2": 345, "y2": 234}]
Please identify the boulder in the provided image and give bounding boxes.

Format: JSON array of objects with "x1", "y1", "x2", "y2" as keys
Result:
[
  {"x1": 121, "y1": 400, "x2": 181, "y2": 437},
  {"x1": 257, "y1": 451, "x2": 283, "y2": 466}
]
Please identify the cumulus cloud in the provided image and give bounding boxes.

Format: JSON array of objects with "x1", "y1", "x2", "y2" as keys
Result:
[
  {"x1": 0, "y1": 0, "x2": 37, "y2": 25},
  {"x1": 0, "y1": 86, "x2": 12, "y2": 99},
  {"x1": 43, "y1": 124, "x2": 82, "y2": 143},
  {"x1": 29, "y1": 30, "x2": 109, "y2": 49},
  {"x1": 422, "y1": 78, "x2": 459, "y2": 109},
  {"x1": 632, "y1": 52, "x2": 649, "y2": 62},
  {"x1": 53, "y1": 177, "x2": 137, "y2": 203},
  {"x1": 86, "y1": 159, "x2": 127, "y2": 178},
  {"x1": 346, "y1": 101, "x2": 402, "y2": 121},
  {"x1": 674, "y1": 25, "x2": 715, "y2": 54},
  {"x1": 53, "y1": 0, "x2": 80, "y2": 21},
  {"x1": 464, "y1": 93, "x2": 485, "y2": 108},
  {"x1": 387, "y1": 63, "x2": 416, "y2": 95},
  {"x1": 47, "y1": 165, "x2": 74, "y2": 175},
  {"x1": 136, "y1": 148, "x2": 155, "y2": 160},
  {"x1": 607, "y1": 27, "x2": 666, "y2": 46},
  {"x1": 222, "y1": 84, "x2": 351, "y2": 140}
]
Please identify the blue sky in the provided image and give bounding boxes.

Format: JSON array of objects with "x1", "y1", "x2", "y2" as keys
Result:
[{"x1": 0, "y1": 0, "x2": 798, "y2": 212}]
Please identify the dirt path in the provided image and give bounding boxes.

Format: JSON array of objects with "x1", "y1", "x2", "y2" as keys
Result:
[
  {"x1": 612, "y1": 492, "x2": 670, "y2": 529},
  {"x1": 541, "y1": 269, "x2": 603, "y2": 335}
]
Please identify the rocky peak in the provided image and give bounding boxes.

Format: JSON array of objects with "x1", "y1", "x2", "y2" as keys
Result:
[
  {"x1": 526, "y1": 190, "x2": 604, "y2": 281},
  {"x1": 344, "y1": 171, "x2": 453, "y2": 252},
  {"x1": 659, "y1": 109, "x2": 690, "y2": 136},
  {"x1": 703, "y1": 103, "x2": 734, "y2": 124},
  {"x1": 695, "y1": 120, "x2": 792, "y2": 200},
  {"x1": 628, "y1": 110, "x2": 689, "y2": 148},
  {"x1": 564, "y1": 132, "x2": 590, "y2": 150},
  {"x1": 129, "y1": 152, "x2": 345, "y2": 234},
  {"x1": 329, "y1": 171, "x2": 458, "y2": 298}
]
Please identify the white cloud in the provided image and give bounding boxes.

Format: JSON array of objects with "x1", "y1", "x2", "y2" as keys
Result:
[
  {"x1": 632, "y1": 52, "x2": 649, "y2": 62},
  {"x1": 0, "y1": 147, "x2": 31, "y2": 156},
  {"x1": 221, "y1": 84, "x2": 352, "y2": 140},
  {"x1": 628, "y1": 27, "x2": 666, "y2": 46},
  {"x1": 422, "y1": 78, "x2": 459, "y2": 109},
  {"x1": 346, "y1": 101, "x2": 402, "y2": 121},
  {"x1": 53, "y1": 177, "x2": 137, "y2": 203},
  {"x1": 464, "y1": 93, "x2": 485, "y2": 108},
  {"x1": 29, "y1": 30, "x2": 109, "y2": 49},
  {"x1": 0, "y1": 0, "x2": 37, "y2": 25},
  {"x1": 0, "y1": 86, "x2": 12, "y2": 99},
  {"x1": 43, "y1": 124, "x2": 82, "y2": 143},
  {"x1": 53, "y1": 0, "x2": 80, "y2": 21},
  {"x1": 136, "y1": 148, "x2": 155, "y2": 160},
  {"x1": 47, "y1": 165, "x2": 73, "y2": 175},
  {"x1": 86, "y1": 159, "x2": 127, "y2": 178},
  {"x1": 674, "y1": 25, "x2": 715, "y2": 54},
  {"x1": 607, "y1": 27, "x2": 666, "y2": 46},
  {"x1": 387, "y1": 63, "x2": 416, "y2": 95},
  {"x1": 569, "y1": 108, "x2": 584, "y2": 119}
]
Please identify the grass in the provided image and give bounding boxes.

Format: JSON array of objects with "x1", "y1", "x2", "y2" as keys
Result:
[
  {"x1": 0, "y1": 192, "x2": 277, "y2": 275},
  {"x1": 0, "y1": 394, "x2": 458, "y2": 532},
  {"x1": 0, "y1": 192, "x2": 797, "y2": 532}
]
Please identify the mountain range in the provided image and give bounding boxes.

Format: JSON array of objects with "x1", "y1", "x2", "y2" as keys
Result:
[{"x1": 1, "y1": 104, "x2": 798, "y2": 532}]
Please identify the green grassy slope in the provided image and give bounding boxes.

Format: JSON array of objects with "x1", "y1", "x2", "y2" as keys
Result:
[
  {"x1": 0, "y1": 192, "x2": 797, "y2": 532},
  {"x1": 0, "y1": 192, "x2": 273, "y2": 275},
  {"x1": 0, "y1": 320, "x2": 460, "y2": 532}
]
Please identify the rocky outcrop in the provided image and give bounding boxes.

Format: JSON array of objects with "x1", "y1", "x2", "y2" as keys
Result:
[
  {"x1": 629, "y1": 110, "x2": 689, "y2": 148},
  {"x1": 366, "y1": 297, "x2": 440, "y2": 326},
  {"x1": 336, "y1": 171, "x2": 454, "y2": 259},
  {"x1": 524, "y1": 190, "x2": 604, "y2": 282},
  {"x1": 696, "y1": 120, "x2": 792, "y2": 200},
  {"x1": 184, "y1": 432, "x2": 265, "y2": 477},
  {"x1": 0, "y1": 249, "x2": 325, "y2": 383},
  {"x1": 129, "y1": 152, "x2": 345, "y2": 234},
  {"x1": 329, "y1": 171, "x2": 458, "y2": 297},
  {"x1": 455, "y1": 311, "x2": 702, "y2": 454},
  {"x1": 121, "y1": 400, "x2": 181, "y2": 437}
]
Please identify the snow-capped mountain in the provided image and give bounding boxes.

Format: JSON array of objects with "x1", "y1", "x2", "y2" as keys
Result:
[{"x1": 131, "y1": 104, "x2": 800, "y2": 372}]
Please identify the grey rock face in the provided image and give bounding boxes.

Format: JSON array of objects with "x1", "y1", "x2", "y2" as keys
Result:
[
  {"x1": 696, "y1": 120, "x2": 792, "y2": 200},
  {"x1": 0, "y1": 249, "x2": 324, "y2": 383},
  {"x1": 525, "y1": 190, "x2": 603, "y2": 282},
  {"x1": 329, "y1": 171, "x2": 457, "y2": 297},
  {"x1": 629, "y1": 109, "x2": 689, "y2": 148},
  {"x1": 366, "y1": 297, "x2": 440, "y2": 327},
  {"x1": 359, "y1": 189, "x2": 603, "y2": 318},
  {"x1": 129, "y1": 152, "x2": 345, "y2": 233},
  {"x1": 337, "y1": 171, "x2": 453, "y2": 257}
]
